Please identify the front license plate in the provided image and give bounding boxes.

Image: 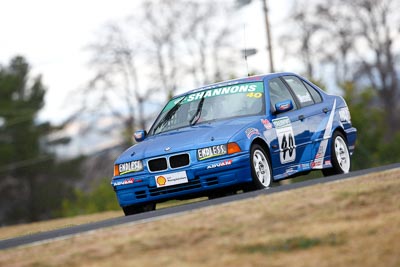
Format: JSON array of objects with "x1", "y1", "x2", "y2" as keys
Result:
[{"x1": 155, "y1": 171, "x2": 188, "y2": 188}]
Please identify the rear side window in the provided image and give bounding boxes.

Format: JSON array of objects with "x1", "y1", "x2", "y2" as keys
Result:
[
  {"x1": 304, "y1": 82, "x2": 322, "y2": 103},
  {"x1": 282, "y1": 76, "x2": 314, "y2": 107},
  {"x1": 268, "y1": 78, "x2": 297, "y2": 111}
]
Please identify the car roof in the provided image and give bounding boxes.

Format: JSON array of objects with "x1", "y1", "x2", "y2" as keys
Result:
[{"x1": 174, "y1": 72, "x2": 297, "y2": 98}]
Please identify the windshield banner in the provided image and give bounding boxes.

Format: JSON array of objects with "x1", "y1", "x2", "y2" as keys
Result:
[{"x1": 163, "y1": 82, "x2": 264, "y2": 112}]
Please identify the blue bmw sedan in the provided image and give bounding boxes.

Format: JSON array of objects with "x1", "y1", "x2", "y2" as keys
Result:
[{"x1": 111, "y1": 73, "x2": 357, "y2": 215}]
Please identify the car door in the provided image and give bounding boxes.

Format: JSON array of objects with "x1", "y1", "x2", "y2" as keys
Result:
[
  {"x1": 266, "y1": 77, "x2": 309, "y2": 177},
  {"x1": 281, "y1": 75, "x2": 325, "y2": 165}
]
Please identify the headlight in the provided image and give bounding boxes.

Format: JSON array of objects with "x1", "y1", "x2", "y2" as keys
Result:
[
  {"x1": 114, "y1": 160, "x2": 143, "y2": 176},
  {"x1": 197, "y1": 143, "x2": 241, "y2": 161}
]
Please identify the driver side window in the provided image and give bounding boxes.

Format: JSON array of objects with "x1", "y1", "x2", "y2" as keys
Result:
[{"x1": 268, "y1": 78, "x2": 297, "y2": 112}]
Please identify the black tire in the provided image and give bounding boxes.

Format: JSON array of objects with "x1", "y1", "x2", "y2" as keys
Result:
[
  {"x1": 122, "y1": 203, "x2": 156, "y2": 216},
  {"x1": 250, "y1": 144, "x2": 273, "y2": 189},
  {"x1": 322, "y1": 131, "x2": 351, "y2": 176}
]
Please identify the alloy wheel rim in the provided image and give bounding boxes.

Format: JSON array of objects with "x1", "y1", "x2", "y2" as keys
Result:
[
  {"x1": 335, "y1": 136, "x2": 350, "y2": 173},
  {"x1": 253, "y1": 150, "x2": 271, "y2": 187}
]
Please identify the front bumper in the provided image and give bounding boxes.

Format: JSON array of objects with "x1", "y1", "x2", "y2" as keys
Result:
[{"x1": 112, "y1": 152, "x2": 252, "y2": 207}]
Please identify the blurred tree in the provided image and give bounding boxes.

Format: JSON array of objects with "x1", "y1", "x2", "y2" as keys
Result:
[
  {"x1": 349, "y1": 0, "x2": 399, "y2": 138},
  {"x1": 84, "y1": 23, "x2": 146, "y2": 145},
  {"x1": 292, "y1": 0, "x2": 399, "y2": 139},
  {"x1": 77, "y1": 0, "x2": 240, "y2": 146},
  {"x1": 378, "y1": 132, "x2": 400, "y2": 164},
  {"x1": 282, "y1": 0, "x2": 400, "y2": 168},
  {"x1": 318, "y1": 0, "x2": 399, "y2": 139},
  {"x1": 341, "y1": 82, "x2": 387, "y2": 169},
  {"x1": 140, "y1": 0, "x2": 239, "y2": 94},
  {"x1": 60, "y1": 178, "x2": 120, "y2": 217},
  {"x1": 279, "y1": 0, "x2": 323, "y2": 80},
  {"x1": 0, "y1": 56, "x2": 76, "y2": 225},
  {"x1": 181, "y1": 1, "x2": 237, "y2": 84}
]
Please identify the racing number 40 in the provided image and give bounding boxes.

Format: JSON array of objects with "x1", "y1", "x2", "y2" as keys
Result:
[
  {"x1": 246, "y1": 92, "x2": 262, "y2": 98},
  {"x1": 280, "y1": 133, "x2": 296, "y2": 163}
]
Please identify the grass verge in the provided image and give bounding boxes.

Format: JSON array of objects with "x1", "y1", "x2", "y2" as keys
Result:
[
  {"x1": 1, "y1": 168, "x2": 399, "y2": 267},
  {"x1": 0, "y1": 198, "x2": 207, "y2": 241}
]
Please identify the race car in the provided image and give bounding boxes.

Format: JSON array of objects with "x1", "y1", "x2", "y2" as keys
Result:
[{"x1": 111, "y1": 72, "x2": 357, "y2": 215}]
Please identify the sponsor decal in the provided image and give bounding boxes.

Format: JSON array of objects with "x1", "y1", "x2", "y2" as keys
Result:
[
  {"x1": 298, "y1": 94, "x2": 313, "y2": 103},
  {"x1": 286, "y1": 168, "x2": 296, "y2": 175},
  {"x1": 272, "y1": 117, "x2": 296, "y2": 164},
  {"x1": 312, "y1": 100, "x2": 337, "y2": 169},
  {"x1": 186, "y1": 83, "x2": 261, "y2": 102},
  {"x1": 163, "y1": 82, "x2": 264, "y2": 112},
  {"x1": 134, "y1": 132, "x2": 143, "y2": 140},
  {"x1": 310, "y1": 161, "x2": 318, "y2": 169},
  {"x1": 156, "y1": 176, "x2": 167, "y2": 186},
  {"x1": 272, "y1": 117, "x2": 291, "y2": 129},
  {"x1": 207, "y1": 160, "x2": 233, "y2": 169},
  {"x1": 311, "y1": 145, "x2": 325, "y2": 169},
  {"x1": 300, "y1": 163, "x2": 310, "y2": 170},
  {"x1": 155, "y1": 171, "x2": 188, "y2": 188},
  {"x1": 261, "y1": 119, "x2": 273, "y2": 130},
  {"x1": 245, "y1": 128, "x2": 260, "y2": 139},
  {"x1": 278, "y1": 103, "x2": 291, "y2": 111},
  {"x1": 113, "y1": 178, "x2": 142, "y2": 186}
]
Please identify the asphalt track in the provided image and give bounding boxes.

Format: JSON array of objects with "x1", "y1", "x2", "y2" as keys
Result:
[{"x1": 1, "y1": 163, "x2": 399, "y2": 250}]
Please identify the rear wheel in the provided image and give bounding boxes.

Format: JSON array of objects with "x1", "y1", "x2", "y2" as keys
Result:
[
  {"x1": 250, "y1": 144, "x2": 272, "y2": 189},
  {"x1": 122, "y1": 203, "x2": 156, "y2": 216},
  {"x1": 322, "y1": 131, "x2": 351, "y2": 176}
]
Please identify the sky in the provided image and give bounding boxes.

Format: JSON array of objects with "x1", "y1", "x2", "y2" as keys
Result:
[
  {"x1": 0, "y1": 0, "x2": 293, "y2": 125},
  {"x1": 0, "y1": 0, "x2": 141, "y2": 123}
]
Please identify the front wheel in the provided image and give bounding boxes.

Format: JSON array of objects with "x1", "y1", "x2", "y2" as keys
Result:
[
  {"x1": 122, "y1": 203, "x2": 156, "y2": 216},
  {"x1": 250, "y1": 144, "x2": 273, "y2": 189},
  {"x1": 322, "y1": 132, "x2": 351, "y2": 176}
]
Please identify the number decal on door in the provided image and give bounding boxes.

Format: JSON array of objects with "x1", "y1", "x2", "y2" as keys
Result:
[
  {"x1": 281, "y1": 133, "x2": 295, "y2": 161},
  {"x1": 272, "y1": 117, "x2": 296, "y2": 164}
]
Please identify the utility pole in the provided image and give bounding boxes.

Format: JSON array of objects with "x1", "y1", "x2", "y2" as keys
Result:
[{"x1": 262, "y1": 0, "x2": 275, "y2": 72}]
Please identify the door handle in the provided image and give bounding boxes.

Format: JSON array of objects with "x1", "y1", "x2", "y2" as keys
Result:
[
  {"x1": 298, "y1": 115, "x2": 305, "y2": 121},
  {"x1": 323, "y1": 107, "x2": 329, "y2": 113}
]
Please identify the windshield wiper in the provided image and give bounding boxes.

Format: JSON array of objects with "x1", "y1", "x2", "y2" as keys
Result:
[
  {"x1": 152, "y1": 96, "x2": 186, "y2": 135},
  {"x1": 189, "y1": 96, "x2": 205, "y2": 126}
]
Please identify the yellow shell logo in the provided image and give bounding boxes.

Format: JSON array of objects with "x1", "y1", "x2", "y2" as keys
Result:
[{"x1": 157, "y1": 176, "x2": 167, "y2": 186}]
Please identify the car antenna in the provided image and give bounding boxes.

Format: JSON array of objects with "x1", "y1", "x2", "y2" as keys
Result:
[{"x1": 243, "y1": 24, "x2": 250, "y2": 77}]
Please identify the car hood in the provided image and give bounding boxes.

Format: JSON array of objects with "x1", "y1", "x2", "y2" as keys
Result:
[{"x1": 116, "y1": 117, "x2": 259, "y2": 163}]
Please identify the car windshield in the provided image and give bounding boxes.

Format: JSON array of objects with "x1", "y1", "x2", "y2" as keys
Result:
[{"x1": 149, "y1": 81, "x2": 265, "y2": 135}]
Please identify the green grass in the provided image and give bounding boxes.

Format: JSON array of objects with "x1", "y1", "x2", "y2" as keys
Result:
[{"x1": 237, "y1": 233, "x2": 345, "y2": 254}]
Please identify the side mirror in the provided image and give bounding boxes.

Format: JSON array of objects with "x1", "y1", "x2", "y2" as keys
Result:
[
  {"x1": 133, "y1": 130, "x2": 147, "y2": 142},
  {"x1": 275, "y1": 100, "x2": 293, "y2": 114}
]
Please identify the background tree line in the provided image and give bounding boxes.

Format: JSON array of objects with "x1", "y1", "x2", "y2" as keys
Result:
[
  {"x1": 0, "y1": 56, "x2": 84, "y2": 224},
  {"x1": 0, "y1": 0, "x2": 399, "y2": 225},
  {"x1": 282, "y1": 0, "x2": 400, "y2": 169}
]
